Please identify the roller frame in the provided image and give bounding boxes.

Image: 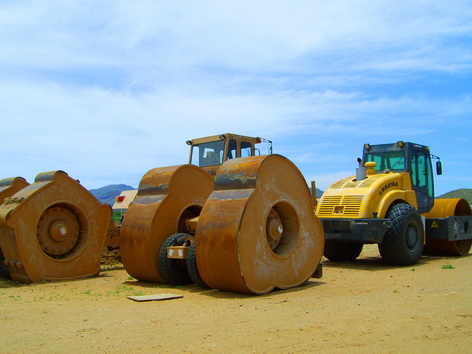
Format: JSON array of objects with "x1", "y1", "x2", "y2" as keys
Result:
[{"x1": 425, "y1": 216, "x2": 472, "y2": 242}]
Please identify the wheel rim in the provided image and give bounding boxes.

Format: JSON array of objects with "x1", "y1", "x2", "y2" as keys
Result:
[
  {"x1": 266, "y1": 208, "x2": 283, "y2": 250},
  {"x1": 37, "y1": 206, "x2": 81, "y2": 258},
  {"x1": 406, "y1": 224, "x2": 419, "y2": 252},
  {"x1": 265, "y1": 202, "x2": 299, "y2": 256}
]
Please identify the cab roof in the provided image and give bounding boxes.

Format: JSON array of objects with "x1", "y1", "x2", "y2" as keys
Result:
[{"x1": 187, "y1": 133, "x2": 262, "y2": 146}]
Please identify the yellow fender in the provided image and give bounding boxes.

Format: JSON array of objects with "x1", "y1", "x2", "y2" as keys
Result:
[{"x1": 377, "y1": 189, "x2": 417, "y2": 218}]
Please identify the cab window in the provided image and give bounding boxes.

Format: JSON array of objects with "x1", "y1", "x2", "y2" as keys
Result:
[
  {"x1": 411, "y1": 151, "x2": 433, "y2": 196},
  {"x1": 365, "y1": 152, "x2": 405, "y2": 171},
  {"x1": 241, "y1": 141, "x2": 252, "y2": 158},
  {"x1": 228, "y1": 139, "x2": 237, "y2": 159},
  {"x1": 191, "y1": 140, "x2": 225, "y2": 167}
]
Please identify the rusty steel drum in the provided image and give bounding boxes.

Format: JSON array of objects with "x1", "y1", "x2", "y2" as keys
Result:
[
  {"x1": 120, "y1": 165, "x2": 214, "y2": 282},
  {"x1": 0, "y1": 171, "x2": 111, "y2": 283},
  {"x1": 424, "y1": 198, "x2": 472, "y2": 256},
  {"x1": 195, "y1": 154, "x2": 324, "y2": 295}
]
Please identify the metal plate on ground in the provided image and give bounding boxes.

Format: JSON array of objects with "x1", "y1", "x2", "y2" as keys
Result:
[{"x1": 127, "y1": 294, "x2": 183, "y2": 302}]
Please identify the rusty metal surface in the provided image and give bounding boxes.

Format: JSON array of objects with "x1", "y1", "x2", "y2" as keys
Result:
[
  {"x1": 424, "y1": 198, "x2": 472, "y2": 256},
  {"x1": 105, "y1": 223, "x2": 121, "y2": 248},
  {"x1": 185, "y1": 216, "x2": 199, "y2": 234},
  {"x1": 0, "y1": 171, "x2": 111, "y2": 283},
  {"x1": 120, "y1": 164, "x2": 214, "y2": 282},
  {"x1": 0, "y1": 177, "x2": 30, "y2": 278},
  {"x1": 0, "y1": 177, "x2": 29, "y2": 204},
  {"x1": 196, "y1": 154, "x2": 325, "y2": 295},
  {"x1": 37, "y1": 206, "x2": 80, "y2": 256}
]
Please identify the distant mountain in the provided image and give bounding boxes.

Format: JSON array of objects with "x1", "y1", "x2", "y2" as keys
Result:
[
  {"x1": 90, "y1": 185, "x2": 471, "y2": 207},
  {"x1": 437, "y1": 188, "x2": 472, "y2": 204},
  {"x1": 309, "y1": 187, "x2": 324, "y2": 198},
  {"x1": 90, "y1": 184, "x2": 323, "y2": 205},
  {"x1": 89, "y1": 184, "x2": 135, "y2": 206}
]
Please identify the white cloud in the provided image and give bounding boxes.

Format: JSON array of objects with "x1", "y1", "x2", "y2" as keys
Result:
[{"x1": 0, "y1": 1, "x2": 471, "y2": 193}]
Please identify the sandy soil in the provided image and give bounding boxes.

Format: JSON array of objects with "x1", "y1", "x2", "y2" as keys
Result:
[{"x1": 1, "y1": 245, "x2": 471, "y2": 353}]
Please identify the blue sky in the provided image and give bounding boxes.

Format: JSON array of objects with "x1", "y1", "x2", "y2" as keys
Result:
[{"x1": 1, "y1": 1, "x2": 471, "y2": 196}]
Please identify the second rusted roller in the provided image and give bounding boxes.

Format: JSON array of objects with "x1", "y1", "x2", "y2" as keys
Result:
[
  {"x1": 195, "y1": 154, "x2": 324, "y2": 295},
  {"x1": 120, "y1": 164, "x2": 214, "y2": 282}
]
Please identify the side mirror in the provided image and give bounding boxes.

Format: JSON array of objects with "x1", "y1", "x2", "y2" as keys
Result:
[{"x1": 436, "y1": 161, "x2": 442, "y2": 175}]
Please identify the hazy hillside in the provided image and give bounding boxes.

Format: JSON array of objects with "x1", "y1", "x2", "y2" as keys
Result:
[
  {"x1": 89, "y1": 185, "x2": 470, "y2": 206},
  {"x1": 308, "y1": 187, "x2": 324, "y2": 197},
  {"x1": 438, "y1": 188, "x2": 472, "y2": 204},
  {"x1": 89, "y1": 184, "x2": 135, "y2": 206}
]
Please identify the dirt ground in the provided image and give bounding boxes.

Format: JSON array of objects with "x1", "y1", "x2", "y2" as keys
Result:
[{"x1": 1, "y1": 244, "x2": 471, "y2": 353}]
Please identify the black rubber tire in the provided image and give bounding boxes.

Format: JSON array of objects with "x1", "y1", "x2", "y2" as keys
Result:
[
  {"x1": 159, "y1": 233, "x2": 193, "y2": 285},
  {"x1": 0, "y1": 248, "x2": 11, "y2": 279},
  {"x1": 324, "y1": 242, "x2": 363, "y2": 262},
  {"x1": 379, "y1": 203, "x2": 424, "y2": 266},
  {"x1": 186, "y1": 241, "x2": 208, "y2": 288}
]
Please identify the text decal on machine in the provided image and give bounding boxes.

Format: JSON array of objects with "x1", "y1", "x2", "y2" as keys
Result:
[{"x1": 379, "y1": 182, "x2": 398, "y2": 196}]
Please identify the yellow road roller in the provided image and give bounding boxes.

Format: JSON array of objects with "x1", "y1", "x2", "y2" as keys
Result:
[{"x1": 316, "y1": 141, "x2": 472, "y2": 265}]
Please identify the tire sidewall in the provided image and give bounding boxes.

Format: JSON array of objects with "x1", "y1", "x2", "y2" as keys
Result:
[
  {"x1": 158, "y1": 233, "x2": 193, "y2": 285},
  {"x1": 324, "y1": 242, "x2": 363, "y2": 262},
  {"x1": 380, "y1": 203, "x2": 424, "y2": 266},
  {"x1": 187, "y1": 241, "x2": 208, "y2": 288}
]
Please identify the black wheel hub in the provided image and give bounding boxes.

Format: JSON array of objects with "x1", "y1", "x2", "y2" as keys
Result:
[{"x1": 406, "y1": 225, "x2": 418, "y2": 251}]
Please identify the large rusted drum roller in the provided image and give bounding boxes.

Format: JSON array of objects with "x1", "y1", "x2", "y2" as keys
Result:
[
  {"x1": 120, "y1": 165, "x2": 214, "y2": 282},
  {"x1": 196, "y1": 154, "x2": 324, "y2": 295},
  {"x1": 424, "y1": 198, "x2": 472, "y2": 256},
  {"x1": 0, "y1": 171, "x2": 111, "y2": 283}
]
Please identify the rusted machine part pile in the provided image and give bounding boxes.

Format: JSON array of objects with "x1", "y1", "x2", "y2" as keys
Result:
[
  {"x1": 0, "y1": 172, "x2": 111, "y2": 282},
  {"x1": 0, "y1": 155, "x2": 325, "y2": 295},
  {"x1": 120, "y1": 154, "x2": 324, "y2": 295}
]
